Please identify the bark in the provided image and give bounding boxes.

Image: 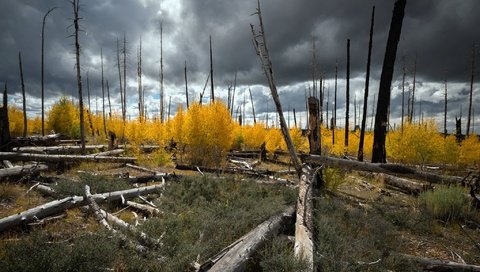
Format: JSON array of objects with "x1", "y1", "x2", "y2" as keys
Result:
[
  {"x1": 85, "y1": 185, "x2": 114, "y2": 231},
  {"x1": 18, "y1": 52, "x2": 27, "y2": 137},
  {"x1": 333, "y1": 61, "x2": 338, "y2": 145},
  {"x1": 41, "y1": 7, "x2": 56, "y2": 136},
  {"x1": 379, "y1": 173, "x2": 432, "y2": 195},
  {"x1": 107, "y1": 80, "x2": 112, "y2": 119},
  {"x1": 0, "y1": 152, "x2": 136, "y2": 163},
  {"x1": 0, "y1": 164, "x2": 48, "y2": 179},
  {"x1": 185, "y1": 60, "x2": 189, "y2": 109},
  {"x1": 160, "y1": 23, "x2": 164, "y2": 122},
  {"x1": 372, "y1": 0, "x2": 406, "y2": 163},
  {"x1": 0, "y1": 183, "x2": 165, "y2": 233},
  {"x1": 200, "y1": 206, "x2": 295, "y2": 272},
  {"x1": 444, "y1": 78, "x2": 448, "y2": 136},
  {"x1": 308, "y1": 97, "x2": 321, "y2": 155},
  {"x1": 249, "y1": 87, "x2": 256, "y2": 124},
  {"x1": 90, "y1": 149, "x2": 124, "y2": 157},
  {"x1": 123, "y1": 33, "x2": 127, "y2": 123},
  {"x1": 358, "y1": 6, "x2": 375, "y2": 161},
  {"x1": 295, "y1": 165, "x2": 322, "y2": 271},
  {"x1": 251, "y1": 0, "x2": 302, "y2": 176},
  {"x1": 116, "y1": 38, "x2": 124, "y2": 121},
  {"x1": 125, "y1": 163, "x2": 159, "y2": 175},
  {"x1": 301, "y1": 154, "x2": 461, "y2": 184},
  {"x1": 125, "y1": 200, "x2": 160, "y2": 216}
]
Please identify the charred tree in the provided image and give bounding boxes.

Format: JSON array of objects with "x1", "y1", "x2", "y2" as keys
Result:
[
  {"x1": 101, "y1": 48, "x2": 107, "y2": 135},
  {"x1": 210, "y1": 35, "x2": 215, "y2": 102},
  {"x1": 333, "y1": 61, "x2": 338, "y2": 145},
  {"x1": 249, "y1": 87, "x2": 256, "y2": 124},
  {"x1": 106, "y1": 80, "x2": 112, "y2": 119},
  {"x1": 372, "y1": 0, "x2": 406, "y2": 163},
  {"x1": 123, "y1": 33, "x2": 127, "y2": 123},
  {"x1": 444, "y1": 77, "x2": 448, "y2": 136},
  {"x1": 159, "y1": 22, "x2": 164, "y2": 122},
  {"x1": 345, "y1": 39, "x2": 350, "y2": 149},
  {"x1": 41, "y1": 7, "x2": 57, "y2": 136},
  {"x1": 251, "y1": 0, "x2": 302, "y2": 176},
  {"x1": 116, "y1": 38, "x2": 124, "y2": 121},
  {"x1": 19, "y1": 52, "x2": 27, "y2": 137},
  {"x1": 0, "y1": 84, "x2": 10, "y2": 151},
  {"x1": 358, "y1": 6, "x2": 375, "y2": 162},
  {"x1": 308, "y1": 97, "x2": 321, "y2": 155},
  {"x1": 467, "y1": 43, "x2": 475, "y2": 136},
  {"x1": 72, "y1": 0, "x2": 86, "y2": 155},
  {"x1": 401, "y1": 56, "x2": 406, "y2": 131},
  {"x1": 184, "y1": 60, "x2": 189, "y2": 109},
  {"x1": 86, "y1": 72, "x2": 94, "y2": 137}
]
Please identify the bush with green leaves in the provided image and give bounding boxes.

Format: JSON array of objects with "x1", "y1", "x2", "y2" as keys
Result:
[{"x1": 419, "y1": 185, "x2": 471, "y2": 222}]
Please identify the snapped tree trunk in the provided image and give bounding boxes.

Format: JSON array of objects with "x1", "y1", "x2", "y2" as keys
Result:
[
  {"x1": 1, "y1": 84, "x2": 11, "y2": 151},
  {"x1": 372, "y1": 0, "x2": 406, "y2": 163},
  {"x1": 251, "y1": 0, "x2": 302, "y2": 176},
  {"x1": 466, "y1": 43, "x2": 475, "y2": 136},
  {"x1": 308, "y1": 97, "x2": 321, "y2": 155}
]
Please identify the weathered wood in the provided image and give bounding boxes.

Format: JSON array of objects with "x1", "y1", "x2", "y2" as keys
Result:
[
  {"x1": 125, "y1": 200, "x2": 160, "y2": 216},
  {"x1": 35, "y1": 184, "x2": 55, "y2": 196},
  {"x1": 85, "y1": 185, "x2": 114, "y2": 231},
  {"x1": 0, "y1": 164, "x2": 48, "y2": 179},
  {"x1": 295, "y1": 165, "x2": 323, "y2": 271},
  {"x1": 379, "y1": 173, "x2": 432, "y2": 195},
  {"x1": 90, "y1": 149, "x2": 125, "y2": 157},
  {"x1": 399, "y1": 253, "x2": 480, "y2": 272},
  {"x1": 301, "y1": 154, "x2": 462, "y2": 184},
  {"x1": 0, "y1": 84, "x2": 10, "y2": 151},
  {"x1": 13, "y1": 145, "x2": 106, "y2": 154},
  {"x1": 0, "y1": 183, "x2": 164, "y2": 233},
  {"x1": 308, "y1": 97, "x2": 321, "y2": 155},
  {"x1": 2, "y1": 160, "x2": 14, "y2": 168},
  {"x1": 0, "y1": 152, "x2": 135, "y2": 163},
  {"x1": 126, "y1": 163, "x2": 159, "y2": 175},
  {"x1": 201, "y1": 206, "x2": 295, "y2": 272}
]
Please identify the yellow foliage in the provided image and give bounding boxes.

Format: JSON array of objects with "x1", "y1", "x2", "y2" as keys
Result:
[
  {"x1": 7, "y1": 106, "x2": 24, "y2": 137},
  {"x1": 458, "y1": 135, "x2": 480, "y2": 167},
  {"x1": 242, "y1": 123, "x2": 267, "y2": 150},
  {"x1": 265, "y1": 128, "x2": 283, "y2": 153},
  {"x1": 47, "y1": 97, "x2": 80, "y2": 138}
]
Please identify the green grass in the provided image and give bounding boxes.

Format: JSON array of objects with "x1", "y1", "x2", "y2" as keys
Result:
[
  {"x1": 52, "y1": 173, "x2": 132, "y2": 197},
  {"x1": 322, "y1": 167, "x2": 346, "y2": 191},
  {"x1": 419, "y1": 185, "x2": 471, "y2": 222}
]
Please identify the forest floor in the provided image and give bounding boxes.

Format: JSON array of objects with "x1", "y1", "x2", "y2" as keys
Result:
[{"x1": 0, "y1": 154, "x2": 479, "y2": 271}]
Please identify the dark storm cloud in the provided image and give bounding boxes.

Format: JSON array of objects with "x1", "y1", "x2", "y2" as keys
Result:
[{"x1": 0, "y1": 0, "x2": 479, "y2": 128}]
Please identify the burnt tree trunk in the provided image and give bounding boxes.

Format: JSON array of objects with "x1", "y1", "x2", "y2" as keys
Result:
[
  {"x1": 184, "y1": 60, "x2": 189, "y2": 109},
  {"x1": 333, "y1": 61, "x2": 338, "y2": 145},
  {"x1": 249, "y1": 87, "x2": 256, "y2": 124},
  {"x1": 345, "y1": 39, "x2": 350, "y2": 149},
  {"x1": 72, "y1": 0, "x2": 86, "y2": 155},
  {"x1": 308, "y1": 97, "x2": 321, "y2": 155},
  {"x1": 19, "y1": 52, "x2": 27, "y2": 137},
  {"x1": 210, "y1": 35, "x2": 215, "y2": 102},
  {"x1": 372, "y1": 0, "x2": 406, "y2": 163},
  {"x1": 41, "y1": 7, "x2": 56, "y2": 136},
  {"x1": 0, "y1": 84, "x2": 11, "y2": 151},
  {"x1": 358, "y1": 6, "x2": 375, "y2": 161},
  {"x1": 466, "y1": 43, "x2": 475, "y2": 136}
]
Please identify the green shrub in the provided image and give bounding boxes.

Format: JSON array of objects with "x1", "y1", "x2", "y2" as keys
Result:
[
  {"x1": 258, "y1": 236, "x2": 309, "y2": 272},
  {"x1": 419, "y1": 185, "x2": 471, "y2": 222},
  {"x1": 52, "y1": 173, "x2": 131, "y2": 197},
  {"x1": 322, "y1": 167, "x2": 346, "y2": 191}
]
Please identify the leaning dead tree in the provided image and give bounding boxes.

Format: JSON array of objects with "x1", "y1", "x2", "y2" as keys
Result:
[
  {"x1": 251, "y1": 0, "x2": 302, "y2": 176},
  {"x1": 72, "y1": 0, "x2": 86, "y2": 155},
  {"x1": 466, "y1": 43, "x2": 475, "y2": 136},
  {"x1": 19, "y1": 52, "x2": 27, "y2": 137},
  {"x1": 248, "y1": 87, "x2": 256, "y2": 124},
  {"x1": 41, "y1": 7, "x2": 57, "y2": 136},
  {"x1": 358, "y1": 6, "x2": 375, "y2": 162},
  {"x1": 372, "y1": 0, "x2": 406, "y2": 163}
]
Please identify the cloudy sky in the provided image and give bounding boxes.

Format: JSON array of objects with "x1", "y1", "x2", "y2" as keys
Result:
[{"x1": 1, "y1": 0, "x2": 479, "y2": 133}]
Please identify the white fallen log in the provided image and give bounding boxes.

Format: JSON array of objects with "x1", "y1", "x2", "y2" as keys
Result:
[
  {"x1": 2, "y1": 160, "x2": 14, "y2": 168},
  {"x1": 398, "y1": 253, "x2": 480, "y2": 272},
  {"x1": 125, "y1": 163, "x2": 159, "y2": 175},
  {"x1": 125, "y1": 200, "x2": 160, "y2": 216},
  {"x1": 13, "y1": 145, "x2": 106, "y2": 154},
  {"x1": 0, "y1": 183, "x2": 164, "y2": 233},
  {"x1": 35, "y1": 184, "x2": 55, "y2": 196},
  {"x1": 89, "y1": 149, "x2": 125, "y2": 157},
  {"x1": 0, "y1": 164, "x2": 48, "y2": 179},
  {"x1": 0, "y1": 152, "x2": 136, "y2": 163},
  {"x1": 85, "y1": 185, "x2": 114, "y2": 232},
  {"x1": 201, "y1": 206, "x2": 295, "y2": 272},
  {"x1": 379, "y1": 173, "x2": 432, "y2": 195}
]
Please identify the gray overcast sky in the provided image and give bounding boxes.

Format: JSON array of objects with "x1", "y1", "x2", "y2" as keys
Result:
[{"x1": 0, "y1": 0, "x2": 479, "y2": 133}]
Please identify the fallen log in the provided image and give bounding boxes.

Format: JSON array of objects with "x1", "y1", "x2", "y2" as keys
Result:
[
  {"x1": 126, "y1": 163, "x2": 159, "y2": 175},
  {"x1": 0, "y1": 164, "x2": 48, "y2": 179},
  {"x1": 12, "y1": 145, "x2": 106, "y2": 154},
  {"x1": 90, "y1": 149, "x2": 125, "y2": 157},
  {"x1": 9, "y1": 133, "x2": 61, "y2": 147},
  {"x1": 2, "y1": 160, "x2": 14, "y2": 168},
  {"x1": 200, "y1": 206, "x2": 295, "y2": 272},
  {"x1": 85, "y1": 185, "x2": 114, "y2": 231},
  {"x1": 301, "y1": 154, "x2": 462, "y2": 184},
  {"x1": 0, "y1": 152, "x2": 136, "y2": 163},
  {"x1": 295, "y1": 165, "x2": 323, "y2": 271},
  {"x1": 125, "y1": 200, "x2": 160, "y2": 216},
  {"x1": 398, "y1": 253, "x2": 480, "y2": 272},
  {"x1": 0, "y1": 183, "x2": 165, "y2": 233},
  {"x1": 379, "y1": 174, "x2": 432, "y2": 195}
]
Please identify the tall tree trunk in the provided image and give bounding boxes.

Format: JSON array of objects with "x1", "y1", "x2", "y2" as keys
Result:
[
  {"x1": 230, "y1": 73, "x2": 236, "y2": 116},
  {"x1": 251, "y1": 0, "x2": 302, "y2": 176},
  {"x1": 444, "y1": 77, "x2": 448, "y2": 136},
  {"x1": 210, "y1": 36, "x2": 215, "y2": 102},
  {"x1": 41, "y1": 7, "x2": 56, "y2": 136},
  {"x1": 72, "y1": 0, "x2": 86, "y2": 155},
  {"x1": 1, "y1": 84, "x2": 10, "y2": 151},
  {"x1": 466, "y1": 43, "x2": 475, "y2": 136},
  {"x1": 19, "y1": 52, "x2": 27, "y2": 137},
  {"x1": 370, "y1": 93, "x2": 376, "y2": 131},
  {"x1": 107, "y1": 80, "x2": 112, "y2": 119},
  {"x1": 116, "y1": 38, "x2": 124, "y2": 121},
  {"x1": 358, "y1": 6, "x2": 375, "y2": 162},
  {"x1": 167, "y1": 96, "x2": 171, "y2": 120},
  {"x1": 333, "y1": 61, "x2": 338, "y2": 145},
  {"x1": 160, "y1": 23, "x2": 164, "y2": 122},
  {"x1": 345, "y1": 39, "x2": 350, "y2": 149},
  {"x1": 293, "y1": 108, "x2": 297, "y2": 128},
  {"x1": 308, "y1": 97, "x2": 321, "y2": 154},
  {"x1": 372, "y1": 0, "x2": 406, "y2": 163},
  {"x1": 101, "y1": 48, "x2": 107, "y2": 135},
  {"x1": 401, "y1": 56, "x2": 405, "y2": 131},
  {"x1": 326, "y1": 85, "x2": 329, "y2": 129},
  {"x1": 249, "y1": 87, "x2": 256, "y2": 124},
  {"x1": 409, "y1": 57, "x2": 417, "y2": 123},
  {"x1": 123, "y1": 33, "x2": 127, "y2": 123},
  {"x1": 184, "y1": 60, "x2": 189, "y2": 109},
  {"x1": 86, "y1": 72, "x2": 94, "y2": 137}
]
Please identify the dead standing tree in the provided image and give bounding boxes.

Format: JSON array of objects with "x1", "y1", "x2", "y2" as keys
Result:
[
  {"x1": 71, "y1": 0, "x2": 86, "y2": 155},
  {"x1": 19, "y1": 52, "x2": 27, "y2": 137},
  {"x1": 0, "y1": 84, "x2": 10, "y2": 151},
  {"x1": 101, "y1": 48, "x2": 107, "y2": 135},
  {"x1": 372, "y1": 0, "x2": 407, "y2": 163},
  {"x1": 41, "y1": 7, "x2": 57, "y2": 136},
  {"x1": 210, "y1": 35, "x2": 215, "y2": 102},
  {"x1": 345, "y1": 39, "x2": 350, "y2": 151},
  {"x1": 466, "y1": 43, "x2": 475, "y2": 136},
  {"x1": 250, "y1": 0, "x2": 302, "y2": 176},
  {"x1": 358, "y1": 6, "x2": 375, "y2": 161},
  {"x1": 159, "y1": 22, "x2": 165, "y2": 122}
]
